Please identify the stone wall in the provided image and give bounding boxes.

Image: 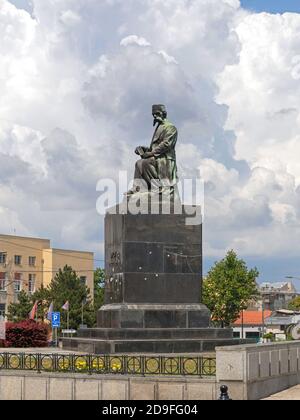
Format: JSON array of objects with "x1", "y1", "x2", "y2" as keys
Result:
[
  {"x1": 0, "y1": 371, "x2": 217, "y2": 401},
  {"x1": 1, "y1": 341, "x2": 300, "y2": 400},
  {"x1": 216, "y1": 341, "x2": 300, "y2": 400}
]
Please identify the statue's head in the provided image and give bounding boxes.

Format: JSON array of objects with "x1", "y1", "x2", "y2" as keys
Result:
[{"x1": 152, "y1": 104, "x2": 167, "y2": 126}]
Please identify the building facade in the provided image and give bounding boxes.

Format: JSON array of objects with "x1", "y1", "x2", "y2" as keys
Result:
[
  {"x1": 265, "y1": 309, "x2": 300, "y2": 340},
  {"x1": 247, "y1": 282, "x2": 299, "y2": 312},
  {"x1": 259, "y1": 282, "x2": 299, "y2": 311},
  {"x1": 0, "y1": 234, "x2": 94, "y2": 318},
  {"x1": 233, "y1": 310, "x2": 272, "y2": 342}
]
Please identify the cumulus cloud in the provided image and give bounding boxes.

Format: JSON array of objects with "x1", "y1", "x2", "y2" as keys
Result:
[
  {"x1": 120, "y1": 35, "x2": 151, "y2": 47},
  {"x1": 215, "y1": 11, "x2": 300, "y2": 260},
  {"x1": 1, "y1": 0, "x2": 300, "y2": 279}
]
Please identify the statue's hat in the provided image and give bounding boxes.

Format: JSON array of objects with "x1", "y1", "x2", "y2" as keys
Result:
[{"x1": 152, "y1": 104, "x2": 167, "y2": 114}]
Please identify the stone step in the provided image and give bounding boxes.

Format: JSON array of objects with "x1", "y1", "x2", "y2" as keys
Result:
[
  {"x1": 77, "y1": 328, "x2": 233, "y2": 341},
  {"x1": 62, "y1": 337, "x2": 249, "y2": 354}
]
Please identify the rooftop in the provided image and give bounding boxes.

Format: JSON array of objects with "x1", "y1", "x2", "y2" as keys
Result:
[
  {"x1": 260, "y1": 282, "x2": 297, "y2": 293},
  {"x1": 0, "y1": 234, "x2": 50, "y2": 243},
  {"x1": 234, "y1": 310, "x2": 272, "y2": 326}
]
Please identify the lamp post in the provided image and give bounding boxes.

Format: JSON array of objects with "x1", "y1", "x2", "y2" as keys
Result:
[
  {"x1": 262, "y1": 299, "x2": 265, "y2": 341},
  {"x1": 241, "y1": 310, "x2": 244, "y2": 340}
]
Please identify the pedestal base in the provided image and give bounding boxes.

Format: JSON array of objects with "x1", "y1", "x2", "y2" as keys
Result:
[
  {"x1": 97, "y1": 304, "x2": 211, "y2": 329},
  {"x1": 62, "y1": 329, "x2": 248, "y2": 354},
  {"x1": 62, "y1": 303, "x2": 252, "y2": 354}
]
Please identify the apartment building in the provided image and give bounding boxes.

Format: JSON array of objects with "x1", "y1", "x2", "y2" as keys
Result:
[
  {"x1": 259, "y1": 282, "x2": 299, "y2": 311},
  {"x1": 0, "y1": 234, "x2": 94, "y2": 318}
]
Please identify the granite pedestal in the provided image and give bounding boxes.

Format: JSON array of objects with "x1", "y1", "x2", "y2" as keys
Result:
[{"x1": 63, "y1": 203, "x2": 249, "y2": 354}]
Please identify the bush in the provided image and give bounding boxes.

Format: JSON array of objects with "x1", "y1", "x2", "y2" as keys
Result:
[
  {"x1": 263, "y1": 332, "x2": 275, "y2": 342},
  {"x1": 5, "y1": 320, "x2": 49, "y2": 348}
]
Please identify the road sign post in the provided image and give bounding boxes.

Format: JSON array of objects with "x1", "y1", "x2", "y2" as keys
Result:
[{"x1": 51, "y1": 313, "x2": 61, "y2": 347}]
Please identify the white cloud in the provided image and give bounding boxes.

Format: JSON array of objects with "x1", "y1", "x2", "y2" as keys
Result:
[
  {"x1": 120, "y1": 35, "x2": 151, "y2": 47},
  {"x1": 1, "y1": 0, "x2": 300, "y2": 279},
  {"x1": 59, "y1": 9, "x2": 81, "y2": 27},
  {"x1": 157, "y1": 50, "x2": 178, "y2": 65},
  {"x1": 215, "y1": 11, "x2": 300, "y2": 261}
]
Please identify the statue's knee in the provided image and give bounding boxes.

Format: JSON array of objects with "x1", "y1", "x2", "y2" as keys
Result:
[
  {"x1": 141, "y1": 159, "x2": 153, "y2": 171},
  {"x1": 136, "y1": 159, "x2": 141, "y2": 169}
]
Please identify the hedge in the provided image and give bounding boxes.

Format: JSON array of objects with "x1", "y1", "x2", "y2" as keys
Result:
[{"x1": 5, "y1": 320, "x2": 50, "y2": 348}]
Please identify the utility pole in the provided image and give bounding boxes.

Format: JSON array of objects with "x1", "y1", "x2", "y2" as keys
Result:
[
  {"x1": 262, "y1": 298, "x2": 265, "y2": 342},
  {"x1": 241, "y1": 310, "x2": 244, "y2": 339}
]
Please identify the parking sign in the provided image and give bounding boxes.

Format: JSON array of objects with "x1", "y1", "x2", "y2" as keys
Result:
[{"x1": 52, "y1": 312, "x2": 61, "y2": 328}]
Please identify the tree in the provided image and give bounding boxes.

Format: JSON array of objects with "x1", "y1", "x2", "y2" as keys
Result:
[
  {"x1": 7, "y1": 291, "x2": 33, "y2": 322},
  {"x1": 94, "y1": 268, "x2": 105, "y2": 311},
  {"x1": 6, "y1": 266, "x2": 97, "y2": 329},
  {"x1": 48, "y1": 265, "x2": 95, "y2": 329},
  {"x1": 288, "y1": 296, "x2": 300, "y2": 311},
  {"x1": 202, "y1": 250, "x2": 259, "y2": 327},
  {"x1": 32, "y1": 286, "x2": 51, "y2": 322}
]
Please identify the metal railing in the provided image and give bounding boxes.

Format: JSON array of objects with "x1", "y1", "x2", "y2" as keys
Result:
[{"x1": 0, "y1": 353, "x2": 216, "y2": 377}]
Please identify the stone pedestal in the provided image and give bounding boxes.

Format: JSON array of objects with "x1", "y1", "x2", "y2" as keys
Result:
[
  {"x1": 99, "y1": 204, "x2": 210, "y2": 329},
  {"x1": 63, "y1": 203, "x2": 249, "y2": 354}
]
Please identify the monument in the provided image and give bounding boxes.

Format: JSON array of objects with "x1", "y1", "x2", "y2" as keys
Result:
[{"x1": 63, "y1": 105, "x2": 249, "y2": 354}]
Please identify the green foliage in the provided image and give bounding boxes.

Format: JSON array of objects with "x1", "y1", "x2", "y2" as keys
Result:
[
  {"x1": 263, "y1": 332, "x2": 275, "y2": 342},
  {"x1": 7, "y1": 291, "x2": 33, "y2": 322},
  {"x1": 6, "y1": 266, "x2": 98, "y2": 329},
  {"x1": 94, "y1": 268, "x2": 105, "y2": 311},
  {"x1": 288, "y1": 296, "x2": 300, "y2": 311},
  {"x1": 47, "y1": 265, "x2": 95, "y2": 329},
  {"x1": 202, "y1": 250, "x2": 259, "y2": 327}
]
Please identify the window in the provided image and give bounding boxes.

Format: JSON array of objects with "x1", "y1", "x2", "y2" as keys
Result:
[
  {"x1": 0, "y1": 253, "x2": 7, "y2": 265},
  {"x1": 280, "y1": 325, "x2": 286, "y2": 331},
  {"x1": 0, "y1": 273, "x2": 7, "y2": 291},
  {"x1": 246, "y1": 332, "x2": 260, "y2": 340},
  {"x1": 29, "y1": 257, "x2": 36, "y2": 267},
  {"x1": 80, "y1": 276, "x2": 87, "y2": 286},
  {"x1": 28, "y1": 274, "x2": 36, "y2": 294},
  {"x1": 233, "y1": 332, "x2": 241, "y2": 339},
  {"x1": 14, "y1": 255, "x2": 22, "y2": 266},
  {"x1": 14, "y1": 273, "x2": 22, "y2": 292}
]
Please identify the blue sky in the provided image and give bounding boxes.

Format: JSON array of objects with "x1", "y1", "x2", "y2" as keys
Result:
[
  {"x1": 241, "y1": 0, "x2": 300, "y2": 13},
  {"x1": 204, "y1": 256, "x2": 300, "y2": 289},
  {"x1": 9, "y1": 0, "x2": 32, "y2": 13}
]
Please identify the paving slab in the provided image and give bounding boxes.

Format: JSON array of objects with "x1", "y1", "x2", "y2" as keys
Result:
[{"x1": 264, "y1": 385, "x2": 300, "y2": 400}]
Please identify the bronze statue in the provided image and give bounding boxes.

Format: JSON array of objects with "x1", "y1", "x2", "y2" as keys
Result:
[{"x1": 126, "y1": 104, "x2": 178, "y2": 197}]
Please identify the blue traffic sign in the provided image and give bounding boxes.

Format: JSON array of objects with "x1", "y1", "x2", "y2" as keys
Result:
[{"x1": 52, "y1": 312, "x2": 61, "y2": 328}]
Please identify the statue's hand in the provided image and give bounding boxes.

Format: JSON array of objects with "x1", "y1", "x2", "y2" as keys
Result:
[{"x1": 142, "y1": 152, "x2": 154, "y2": 159}]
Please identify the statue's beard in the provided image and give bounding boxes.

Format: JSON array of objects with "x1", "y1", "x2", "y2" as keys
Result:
[{"x1": 153, "y1": 116, "x2": 163, "y2": 126}]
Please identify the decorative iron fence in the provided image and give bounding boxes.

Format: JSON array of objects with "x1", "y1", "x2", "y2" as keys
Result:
[{"x1": 0, "y1": 353, "x2": 216, "y2": 377}]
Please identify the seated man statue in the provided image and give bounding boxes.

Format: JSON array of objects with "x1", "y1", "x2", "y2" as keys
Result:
[{"x1": 126, "y1": 104, "x2": 178, "y2": 197}]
